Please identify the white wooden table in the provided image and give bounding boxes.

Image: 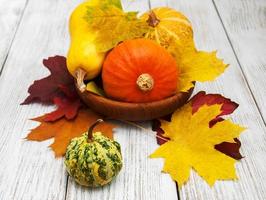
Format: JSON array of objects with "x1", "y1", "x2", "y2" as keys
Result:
[{"x1": 0, "y1": 0, "x2": 266, "y2": 199}]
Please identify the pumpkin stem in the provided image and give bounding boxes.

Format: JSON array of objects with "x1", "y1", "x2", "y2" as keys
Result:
[
  {"x1": 147, "y1": 10, "x2": 160, "y2": 27},
  {"x1": 75, "y1": 68, "x2": 87, "y2": 93},
  {"x1": 88, "y1": 119, "x2": 104, "y2": 141},
  {"x1": 136, "y1": 73, "x2": 154, "y2": 92}
]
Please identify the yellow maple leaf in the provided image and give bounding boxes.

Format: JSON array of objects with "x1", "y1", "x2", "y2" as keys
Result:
[
  {"x1": 85, "y1": 4, "x2": 151, "y2": 52},
  {"x1": 167, "y1": 39, "x2": 228, "y2": 92},
  {"x1": 178, "y1": 45, "x2": 228, "y2": 92},
  {"x1": 150, "y1": 103, "x2": 245, "y2": 186}
]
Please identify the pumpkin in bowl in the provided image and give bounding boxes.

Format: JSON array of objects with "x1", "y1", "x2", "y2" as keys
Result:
[{"x1": 102, "y1": 38, "x2": 179, "y2": 103}]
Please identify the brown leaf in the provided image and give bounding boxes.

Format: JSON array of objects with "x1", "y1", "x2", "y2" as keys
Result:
[{"x1": 26, "y1": 109, "x2": 116, "y2": 157}]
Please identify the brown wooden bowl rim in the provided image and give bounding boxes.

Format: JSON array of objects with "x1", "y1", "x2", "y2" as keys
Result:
[
  {"x1": 76, "y1": 80, "x2": 194, "y2": 108},
  {"x1": 84, "y1": 90, "x2": 191, "y2": 107},
  {"x1": 75, "y1": 81, "x2": 195, "y2": 121}
]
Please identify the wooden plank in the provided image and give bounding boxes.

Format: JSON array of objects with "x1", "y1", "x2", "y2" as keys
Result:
[
  {"x1": 213, "y1": 0, "x2": 266, "y2": 121},
  {"x1": 148, "y1": 0, "x2": 266, "y2": 199},
  {"x1": 148, "y1": 0, "x2": 184, "y2": 197},
  {"x1": 65, "y1": 1, "x2": 178, "y2": 200},
  {"x1": 0, "y1": 0, "x2": 82, "y2": 199},
  {"x1": 0, "y1": 0, "x2": 28, "y2": 73}
]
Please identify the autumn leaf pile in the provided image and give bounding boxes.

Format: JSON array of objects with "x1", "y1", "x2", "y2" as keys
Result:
[{"x1": 22, "y1": 56, "x2": 115, "y2": 157}]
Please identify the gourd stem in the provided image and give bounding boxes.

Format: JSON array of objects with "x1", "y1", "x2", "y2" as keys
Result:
[
  {"x1": 88, "y1": 119, "x2": 104, "y2": 141},
  {"x1": 147, "y1": 10, "x2": 160, "y2": 27},
  {"x1": 75, "y1": 68, "x2": 87, "y2": 93}
]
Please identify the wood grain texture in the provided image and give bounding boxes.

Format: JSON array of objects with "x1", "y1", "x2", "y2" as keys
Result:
[
  {"x1": 148, "y1": 0, "x2": 266, "y2": 199},
  {"x1": 213, "y1": 0, "x2": 266, "y2": 121},
  {"x1": 65, "y1": 1, "x2": 178, "y2": 200},
  {"x1": 0, "y1": 0, "x2": 28, "y2": 73},
  {"x1": 0, "y1": 0, "x2": 81, "y2": 199}
]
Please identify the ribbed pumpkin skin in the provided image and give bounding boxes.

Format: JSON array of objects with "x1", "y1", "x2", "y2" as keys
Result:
[
  {"x1": 141, "y1": 7, "x2": 193, "y2": 50},
  {"x1": 64, "y1": 132, "x2": 122, "y2": 187},
  {"x1": 102, "y1": 39, "x2": 179, "y2": 103}
]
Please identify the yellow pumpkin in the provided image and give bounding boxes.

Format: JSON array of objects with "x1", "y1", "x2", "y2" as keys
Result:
[{"x1": 141, "y1": 7, "x2": 193, "y2": 53}]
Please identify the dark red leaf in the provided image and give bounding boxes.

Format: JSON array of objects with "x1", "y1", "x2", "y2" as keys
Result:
[
  {"x1": 43, "y1": 79, "x2": 84, "y2": 122},
  {"x1": 152, "y1": 119, "x2": 169, "y2": 145},
  {"x1": 43, "y1": 97, "x2": 83, "y2": 122},
  {"x1": 21, "y1": 56, "x2": 75, "y2": 104},
  {"x1": 58, "y1": 84, "x2": 78, "y2": 100},
  {"x1": 215, "y1": 138, "x2": 243, "y2": 160},
  {"x1": 191, "y1": 91, "x2": 239, "y2": 127}
]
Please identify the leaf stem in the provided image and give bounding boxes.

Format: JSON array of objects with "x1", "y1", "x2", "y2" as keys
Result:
[
  {"x1": 93, "y1": 117, "x2": 168, "y2": 143},
  {"x1": 113, "y1": 119, "x2": 169, "y2": 143}
]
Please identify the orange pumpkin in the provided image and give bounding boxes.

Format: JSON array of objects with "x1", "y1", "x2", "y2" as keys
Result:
[{"x1": 102, "y1": 39, "x2": 179, "y2": 103}]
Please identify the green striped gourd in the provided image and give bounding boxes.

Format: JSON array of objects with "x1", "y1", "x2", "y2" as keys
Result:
[{"x1": 64, "y1": 120, "x2": 122, "y2": 187}]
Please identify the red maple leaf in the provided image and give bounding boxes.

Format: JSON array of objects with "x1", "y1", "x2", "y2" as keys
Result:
[
  {"x1": 43, "y1": 97, "x2": 82, "y2": 122},
  {"x1": 153, "y1": 91, "x2": 242, "y2": 160},
  {"x1": 21, "y1": 56, "x2": 84, "y2": 121},
  {"x1": 43, "y1": 84, "x2": 83, "y2": 122},
  {"x1": 21, "y1": 56, "x2": 75, "y2": 104}
]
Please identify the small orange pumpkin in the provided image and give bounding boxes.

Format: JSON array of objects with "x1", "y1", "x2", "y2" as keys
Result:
[{"x1": 102, "y1": 38, "x2": 179, "y2": 103}]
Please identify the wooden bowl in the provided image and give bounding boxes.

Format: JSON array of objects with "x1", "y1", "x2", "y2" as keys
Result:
[{"x1": 77, "y1": 85, "x2": 194, "y2": 121}]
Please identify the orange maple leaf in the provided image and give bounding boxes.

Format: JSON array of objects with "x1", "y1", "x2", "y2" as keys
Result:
[{"x1": 26, "y1": 109, "x2": 116, "y2": 157}]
